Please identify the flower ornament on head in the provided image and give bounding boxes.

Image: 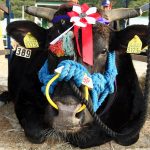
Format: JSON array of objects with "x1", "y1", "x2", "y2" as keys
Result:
[
  {"x1": 68, "y1": 4, "x2": 101, "y2": 66},
  {"x1": 68, "y1": 4, "x2": 100, "y2": 27}
]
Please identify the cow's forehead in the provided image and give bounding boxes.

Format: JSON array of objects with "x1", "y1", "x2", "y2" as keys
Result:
[{"x1": 55, "y1": 5, "x2": 73, "y2": 15}]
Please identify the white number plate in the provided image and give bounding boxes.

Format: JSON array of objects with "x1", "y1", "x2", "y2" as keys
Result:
[{"x1": 15, "y1": 46, "x2": 31, "y2": 58}]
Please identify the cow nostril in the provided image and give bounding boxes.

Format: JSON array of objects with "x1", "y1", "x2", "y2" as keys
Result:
[
  {"x1": 75, "y1": 111, "x2": 84, "y2": 120},
  {"x1": 51, "y1": 107, "x2": 59, "y2": 117}
]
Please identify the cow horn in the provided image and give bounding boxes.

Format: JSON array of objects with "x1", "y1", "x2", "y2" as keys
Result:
[
  {"x1": 25, "y1": 6, "x2": 57, "y2": 21},
  {"x1": 104, "y1": 8, "x2": 142, "y2": 22},
  {"x1": 104, "y1": 2, "x2": 150, "y2": 21}
]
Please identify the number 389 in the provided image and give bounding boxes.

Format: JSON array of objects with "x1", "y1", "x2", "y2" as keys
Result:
[{"x1": 16, "y1": 46, "x2": 31, "y2": 58}]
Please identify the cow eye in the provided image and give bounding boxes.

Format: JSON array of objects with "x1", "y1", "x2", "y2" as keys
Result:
[
  {"x1": 61, "y1": 19, "x2": 65, "y2": 25},
  {"x1": 101, "y1": 48, "x2": 108, "y2": 54}
]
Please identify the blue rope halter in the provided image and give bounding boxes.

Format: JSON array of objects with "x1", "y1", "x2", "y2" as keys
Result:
[{"x1": 38, "y1": 51, "x2": 118, "y2": 112}]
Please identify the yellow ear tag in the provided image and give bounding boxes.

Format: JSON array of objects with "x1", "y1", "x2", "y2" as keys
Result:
[
  {"x1": 23, "y1": 32, "x2": 39, "y2": 48},
  {"x1": 127, "y1": 35, "x2": 142, "y2": 54}
]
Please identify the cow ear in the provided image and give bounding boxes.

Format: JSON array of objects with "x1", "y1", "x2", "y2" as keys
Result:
[
  {"x1": 113, "y1": 25, "x2": 148, "y2": 52},
  {"x1": 7, "y1": 20, "x2": 47, "y2": 48}
]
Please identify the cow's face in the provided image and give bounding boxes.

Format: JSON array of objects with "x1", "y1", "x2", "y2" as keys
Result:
[
  {"x1": 44, "y1": 6, "x2": 113, "y2": 133},
  {"x1": 44, "y1": 5, "x2": 148, "y2": 135}
]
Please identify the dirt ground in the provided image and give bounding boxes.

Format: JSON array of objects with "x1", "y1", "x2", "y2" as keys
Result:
[{"x1": 0, "y1": 60, "x2": 150, "y2": 150}]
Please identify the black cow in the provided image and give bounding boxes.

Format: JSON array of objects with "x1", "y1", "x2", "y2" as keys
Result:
[{"x1": 0, "y1": 4, "x2": 149, "y2": 148}]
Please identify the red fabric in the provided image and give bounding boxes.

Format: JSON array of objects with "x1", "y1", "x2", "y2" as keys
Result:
[
  {"x1": 49, "y1": 40, "x2": 64, "y2": 57},
  {"x1": 68, "y1": 3, "x2": 100, "y2": 66},
  {"x1": 74, "y1": 26, "x2": 81, "y2": 57},
  {"x1": 82, "y1": 24, "x2": 93, "y2": 65}
]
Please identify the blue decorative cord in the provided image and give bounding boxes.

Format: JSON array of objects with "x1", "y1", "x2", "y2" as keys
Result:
[{"x1": 38, "y1": 51, "x2": 118, "y2": 112}]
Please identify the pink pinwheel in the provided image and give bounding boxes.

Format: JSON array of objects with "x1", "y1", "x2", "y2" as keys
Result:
[
  {"x1": 68, "y1": 3, "x2": 100, "y2": 27},
  {"x1": 67, "y1": 4, "x2": 100, "y2": 66}
]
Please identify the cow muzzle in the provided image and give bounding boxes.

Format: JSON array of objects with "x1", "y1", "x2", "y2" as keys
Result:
[
  {"x1": 52, "y1": 101, "x2": 83, "y2": 132},
  {"x1": 45, "y1": 93, "x2": 93, "y2": 133},
  {"x1": 45, "y1": 73, "x2": 89, "y2": 113}
]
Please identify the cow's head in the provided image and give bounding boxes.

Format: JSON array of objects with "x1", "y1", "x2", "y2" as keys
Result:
[{"x1": 8, "y1": 3, "x2": 148, "y2": 140}]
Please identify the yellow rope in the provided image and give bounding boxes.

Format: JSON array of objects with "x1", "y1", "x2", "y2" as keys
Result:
[
  {"x1": 45, "y1": 73, "x2": 89, "y2": 112},
  {"x1": 45, "y1": 74, "x2": 60, "y2": 110},
  {"x1": 77, "y1": 86, "x2": 88, "y2": 112}
]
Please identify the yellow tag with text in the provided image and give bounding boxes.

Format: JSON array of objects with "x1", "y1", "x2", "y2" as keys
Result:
[
  {"x1": 24, "y1": 32, "x2": 39, "y2": 48},
  {"x1": 127, "y1": 35, "x2": 142, "y2": 54}
]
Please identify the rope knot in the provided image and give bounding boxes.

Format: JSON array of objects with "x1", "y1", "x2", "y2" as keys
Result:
[{"x1": 57, "y1": 60, "x2": 91, "y2": 87}]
